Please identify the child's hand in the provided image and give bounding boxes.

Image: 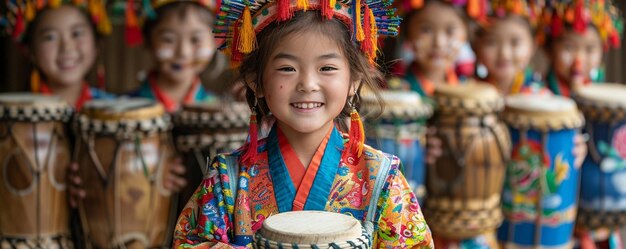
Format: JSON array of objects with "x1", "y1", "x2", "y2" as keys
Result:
[
  {"x1": 573, "y1": 133, "x2": 588, "y2": 169},
  {"x1": 426, "y1": 127, "x2": 443, "y2": 166},
  {"x1": 67, "y1": 162, "x2": 85, "y2": 209},
  {"x1": 164, "y1": 157, "x2": 187, "y2": 192}
]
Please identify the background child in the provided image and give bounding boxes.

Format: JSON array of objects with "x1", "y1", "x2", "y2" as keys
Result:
[
  {"x1": 5, "y1": 0, "x2": 114, "y2": 110},
  {"x1": 539, "y1": 0, "x2": 623, "y2": 97},
  {"x1": 173, "y1": 0, "x2": 433, "y2": 247},
  {"x1": 128, "y1": 0, "x2": 218, "y2": 112}
]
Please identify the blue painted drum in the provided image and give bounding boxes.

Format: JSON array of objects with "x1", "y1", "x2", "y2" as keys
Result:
[
  {"x1": 574, "y1": 84, "x2": 626, "y2": 232},
  {"x1": 361, "y1": 90, "x2": 433, "y2": 202},
  {"x1": 499, "y1": 94, "x2": 585, "y2": 249}
]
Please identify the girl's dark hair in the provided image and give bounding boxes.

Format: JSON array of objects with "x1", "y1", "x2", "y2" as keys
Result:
[
  {"x1": 142, "y1": 2, "x2": 214, "y2": 48},
  {"x1": 238, "y1": 10, "x2": 384, "y2": 132},
  {"x1": 22, "y1": 5, "x2": 98, "y2": 48}
]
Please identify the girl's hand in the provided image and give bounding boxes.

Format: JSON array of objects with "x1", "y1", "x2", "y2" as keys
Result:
[
  {"x1": 164, "y1": 157, "x2": 187, "y2": 192},
  {"x1": 573, "y1": 133, "x2": 588, "y2": 169},
  {"x1": 426, "y1": 127, "x2": 443, "y2": 166},
  {"x1": 68, "y1": 162, "x2": 85, "y2": 209}
]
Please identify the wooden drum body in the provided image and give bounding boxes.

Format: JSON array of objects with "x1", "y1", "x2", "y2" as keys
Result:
[
  {"x1": 498, "y1": 94, "x2": 584, "y2": 249},
  {"x1": 425, "y1": 83, "x2": 511, "y2": 239},
  {"x1": 172, "y1": 101, "x2": 249, "y2": 210},
  {"x1": 574, "y1": 84, "x2": 626, "y2": 230},
  {"x1": 252, "y1": 211, "x2": 370, "y2": 249},
  {"x1": 361, "y1": 91, "x2": 433, "y2": 202},
  {"x1": 0, "y1": 93, "x2": 73, "y2": 249},
  {"x1": 74, "y1": 99, "x2": 175, "y2": 249}
]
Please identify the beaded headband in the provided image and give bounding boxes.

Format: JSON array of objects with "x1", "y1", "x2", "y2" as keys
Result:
[
  {"x1": 213, "y1": 0, "x2": 402, "y2": 64},
  {"x1": 2, "y1": 0, "x2": 111, "y2": 43},
  {"x1": 537, "y1": 0, "x2": 624, "y2": 49}
]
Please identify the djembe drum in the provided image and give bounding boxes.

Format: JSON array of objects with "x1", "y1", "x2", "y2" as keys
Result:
[
  {"x1": 499, "y1": 94, "x2": 584, "y2": 248},
  {"x1": 361, "y1": 90, "x2": 432, "y2": 202},
  {"x1": 172, "y1": 101, "x2": 249, "y2": 209},
  {"x1": 0, "y1": 94, "x2": 73, "y2": 248},
  {"x1": 425, "y1": 82, "x2": 511, "y2": 239},
  {"x1": 574, "y1": 84, "x2": 626, "y2": 231},
  {"x1": 74, "y1": 98, "x2": 176, "y2": 249},
  {"x1": 253, "y1": 211, "x2": 371, "y2": 249}
]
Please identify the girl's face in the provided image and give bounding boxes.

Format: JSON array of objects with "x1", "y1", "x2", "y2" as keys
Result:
[
  {"x1": 476, "y1": 16, "x2": 534, "y2": 85},
  {"x1": 31, "y1": 5, "x2": 97, "y2": 87},
  {"x1": 150, "y1": 8, "x2": 215, "y2": 84},
  {"x1": 407, "y1": 2, "x2": 467, "y2": 73},
  {"x1": 551, "y1": 27, "x2": 603, "y2": 85},
  {"x1": 261, "y1": 31, "x2": 354, "y2": 137}
]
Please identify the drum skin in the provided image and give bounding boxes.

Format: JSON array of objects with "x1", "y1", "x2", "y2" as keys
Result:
[
  {"x1": 0, "y1": 93, "x2": 73, "y2": 248},
  {"x1": 74, "y1": 99, "x2": 175, "y2": 249},
  {"x1": 574, "y1": 84, "x2": 626, "y2": 230},
  {"x1": 425, "y1": 83, "x2": 510, "y2": 240}
]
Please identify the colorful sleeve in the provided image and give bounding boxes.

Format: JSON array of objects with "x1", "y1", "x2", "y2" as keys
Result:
[
  {"x1": 373, "y1": 157, "x2": 434, "y2": 249},
  {"x1": 173, "y1": 156, "x2": 242, "y2": 249}
]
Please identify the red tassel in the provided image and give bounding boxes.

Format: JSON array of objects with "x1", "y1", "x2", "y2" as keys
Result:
[
  {"x1": 231, "y1": 20, "x2": 243, "y2": 64},
  {"x1": 551, "y1": 13, "x2": 563, "y2": 39},
  {"x1": 125, "y1": 0, "x2": 143, "y2": 46},
  {"x1": 579, "y1": 231, "x2": 596, "y2": 249},
  {"x1": 573, "y1": 0, "x2": 586, "y2": 33},
  {"x1": 240, "y1": 109, "x2": 258, "y2": 166},
  {"x1": 97, "y1": 63, "x2": 105, "y2": 90},
  {"x1": 321, "y1": 0, "x2": 333, "y2": 19},
  {"x1": 277, "y1": 0, "x2": 291, "y2": 21},
  {"x1": 12, "y1": 9, "x2": 24, "y2": 40},
  {"x1": 609, "y1": 31, "x2": 620, "y2": 48},
  {"x1": 348, "y1": 108, "x2": 365, "y2": 158}
]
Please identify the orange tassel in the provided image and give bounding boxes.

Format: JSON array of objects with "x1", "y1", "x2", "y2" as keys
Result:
[
  {"x1": 36, "y1": 0, "x2": 44, "y2": 9},
  {"x1": 369, "y1": 8, "x2": 377, "y2": 61},
  {"x1": 49, "y1": 0, "x2": 61, "y2": 8},
  {"x1": 31, "y1": 69, "x2": 40, "y2": 93},
  {"x1": 297, "y1": 0, "x2": 308, "y2": 11},
  {"x1": 467, "y1": 0, "x2": 480, "y2": 18},
  {"x1": 355, "y1": 0, "x2": 364, "y2": 42},
  {"x1": 348, "y1": 108, "x2": 365, "y2": 158},
  {"x1": 410, "y1": 0, "x2": 423, "y2": 9},
  {"x1": 25, "y1": 1, "x2": 35, "y2": 21},
  {"x1": 240, "y1": 109, "x2": 258, "y2": 166},
  {"x1": 237, "y1": 7, "x2": 257, "y2": 53}
]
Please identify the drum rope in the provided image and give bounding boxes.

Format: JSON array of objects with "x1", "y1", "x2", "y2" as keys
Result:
[
  {"x1": 586, "y1": 121, "x2": 603, "y2": 164},
  {"x1": 3, "y1": 123, "x2": 37, "y2": 196},
  {"x1": 73, "y1": 135, "x2": 93, "y2": 249}
]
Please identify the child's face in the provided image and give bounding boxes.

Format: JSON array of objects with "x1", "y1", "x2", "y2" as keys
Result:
[
  {"x1": 31, "y1": 5, "x2": 97, "y2": 86},
  {"x1": 551, "y1": 28, "x2": 603, "y2": 84},
  {"x1": 261, "y1": 31, "x2": 354, "y2": 136},
  {"x1": 150, "y1": 9, "x2": 215, "y2": 83},
  {"x1": 406, "y1": 2, "x2": 467, "y2": 73},
  {"x1": 476, "y1": 16, "x2": 534, "y2": 83}
]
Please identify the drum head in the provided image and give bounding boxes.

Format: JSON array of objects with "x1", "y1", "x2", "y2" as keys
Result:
[
  {"x1": 0, "y1": 93, "x2": 72, "y2": 122},
  {"x1": 361, "y1": 90, "x2": 433, "y2": 120},
  {"x1": 82, "y1": 98, "x2": 163, "y2": 120},
  {"x1": 434, "y1": 81, "x2": 503, "y2": 115},
  {"x1": 503, "y1": 94, "x2": 584, "y2": 131},
  {"x1": 574, "y1": 83, "x2": 626, "y2": 108},
  {"x1": 257, "y1": 211, "x2": 366, "y2": 246}
]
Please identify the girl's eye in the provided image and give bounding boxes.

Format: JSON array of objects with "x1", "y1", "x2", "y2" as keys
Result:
[
  {"x1": 72, "y1": 30, "x2": 83, "y2": 38},
  {"x1": 278, "y1": 66, "x2": 296, "y2": 72},
  {"x1": 191, "y1": 36, "x2": 202, "y2": 44},
  {"x1": 446, "y1": 26, "x2": 456, "y2": 36},
  {"x1": 41, "y1": 33, "x2": 57, "y2": 42},
  {"x1": 320, "y1": 66, "x2": 337, "y2": 72},
  {"x1": 419, "y1": 26, "x2": 432, "y2": 34}
]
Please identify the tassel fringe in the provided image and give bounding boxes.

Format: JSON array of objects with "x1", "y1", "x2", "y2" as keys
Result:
[
  {"x1": 238, "y1": 7, "x2": 257, "y2": 54},
  {"x1": 348, "y1": 108, "x2": 365, "y2": 158},
  {"x1": 240, "y1": 109, "x2": 258, "y2": 166}
]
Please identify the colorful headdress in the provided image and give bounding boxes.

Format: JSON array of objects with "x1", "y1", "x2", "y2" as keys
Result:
[
  {"x1": 214, "y1": 0, "x2": 402, "y2": 64},
  {"x1": 478, "y1": 0, "x2": 544, "y2": 27},
  {"x1": 110, "y1": 0, "x2": 219, "y2": 46},
  {"x1": 1, "y1": 0, "x2": 111, "y2": 43},
  {"x1": 537, "y1": 0, "x2": 624, "y2": 49},
  {"x1": 396, "y1": 0, "x2": 490, "y2": 22}
]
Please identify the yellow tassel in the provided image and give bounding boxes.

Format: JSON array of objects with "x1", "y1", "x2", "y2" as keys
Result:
[
  {"x1": 238, "y1": 7, "x2": 257, "y2": 54},
  {"x1": 49, "y1": 0, "x2": 61, "y2": 8},
  {"x1": 25, "y1": 0, "x2": 36, "y2": 21},
  {"x1": 297, "y1": 0, "x2": 308, "y2": 11},
  {"x1": 329, "y1": 0, "x2": 336, "y2": 10},
  {"x1": 355, "y1": 0, "x2": 364, "y2": 41},
  {"x1": 31, "y1": 69, "x2": 40, "y2": 93}
]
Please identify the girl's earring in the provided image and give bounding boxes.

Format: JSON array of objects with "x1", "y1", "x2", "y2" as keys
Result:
[
  {"x1": 476, "y1": 63, "x2": 488, "y2": 79},
  {"x1": 347, "y1": 93, "x2": 365, "y2": 160},
  {"x1": 240, "y1": 97, "x2": 259, "y2": 165},
  {"x1": 30, "y1": 68, "x2": 40, "y2": 92}
]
